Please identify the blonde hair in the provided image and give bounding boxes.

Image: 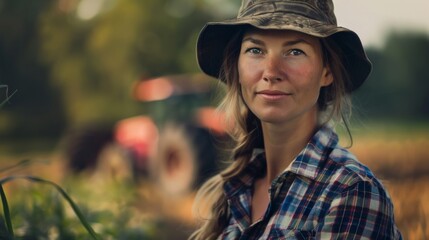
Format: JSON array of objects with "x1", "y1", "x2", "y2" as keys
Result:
[{"x1": 190, "y1": 28, "x2": 352, "y2": 240}]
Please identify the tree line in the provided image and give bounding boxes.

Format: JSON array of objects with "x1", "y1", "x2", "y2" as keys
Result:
[
  {"x1": 354, "y1": 31, "x2": 429, "y2": 121},
  {"x1": 0, "y1": 0, "x2": 428, "y2": 142}
]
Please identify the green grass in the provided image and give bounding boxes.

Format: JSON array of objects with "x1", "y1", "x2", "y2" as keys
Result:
[{"x1": 0, "y1": 159, "x2": 159, "y2": 239}]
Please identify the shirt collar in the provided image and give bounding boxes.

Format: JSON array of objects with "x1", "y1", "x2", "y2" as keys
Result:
[
  {"x1": 224, "y1": 125, "x2": 338, "y2": 198},
  {"x1": 288, "y1": 125, "x2": 338, "y2": 180}
]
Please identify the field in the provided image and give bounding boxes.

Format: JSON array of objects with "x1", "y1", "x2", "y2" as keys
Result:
[
  {"x1": 0, "y1": 123, "x2": 428, "y2": 239},
  {"x1": 348, "y1": 123, "x2": 429, "y2": 239}
]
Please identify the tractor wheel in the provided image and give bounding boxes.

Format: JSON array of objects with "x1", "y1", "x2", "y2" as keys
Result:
[
  {"x1": 152, "y1": 123, "x2": 225, "y2": 196},
  {"x1": 62, "y1": 124, "x2": 114, "y2": 172},
  {"x1": 62, "y1": 124, "x2": 134, "y2": 183}
]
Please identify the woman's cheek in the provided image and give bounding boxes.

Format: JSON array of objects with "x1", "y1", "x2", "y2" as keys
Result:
[{"x1": 239, "y1": 61, "x2": 260, "y2": 84}]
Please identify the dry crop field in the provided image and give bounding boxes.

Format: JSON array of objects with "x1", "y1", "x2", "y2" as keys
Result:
[
  {"x1": 348, "y1": 123, "x2": 429, "y2": 239},
  {"x1": 0, "y1": 123, "x2": 428, "y2": 239}
]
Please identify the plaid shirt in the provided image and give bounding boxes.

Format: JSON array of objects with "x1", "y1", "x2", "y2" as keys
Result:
[{"x1": 219, "y1": 126, "x2": 402, "y2": 239}]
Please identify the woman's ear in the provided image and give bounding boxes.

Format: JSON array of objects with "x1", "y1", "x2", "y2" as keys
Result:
[{"x1": 321, "y1": 66, "x2": 333, "y2": 87}]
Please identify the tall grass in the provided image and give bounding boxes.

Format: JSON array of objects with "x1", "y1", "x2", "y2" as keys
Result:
[
  {"x1": 0, "y1": 157, "x2": 162, "y2": 239},
  {"x1": 0, "y1": 160, "x2": 100, "y2": 239}
]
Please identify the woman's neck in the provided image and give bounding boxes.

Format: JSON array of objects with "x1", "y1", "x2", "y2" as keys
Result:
[{"x1": 261, "y1": 114, "x2": 318, "y2": 183}]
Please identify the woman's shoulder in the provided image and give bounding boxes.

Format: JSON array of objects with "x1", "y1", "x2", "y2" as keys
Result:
[
  {"x1": 330, "y1": 146, "x2": 370, "y2": 176},
  {"x1": 306, "y1": 125, "x2": 381, "y2": 188},
  {"x1": 324, "y1": 144, "x2": 386, "y2": 192}
]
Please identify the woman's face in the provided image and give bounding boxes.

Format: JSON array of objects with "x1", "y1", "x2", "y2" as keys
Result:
[{"x1": 238, "y1": 29, "x2": 333, "y2": 126}]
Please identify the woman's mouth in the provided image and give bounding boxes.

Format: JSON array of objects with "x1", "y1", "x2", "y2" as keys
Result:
[{"x1": 256, "y1": 90, "x2": 292, "y2": 100}]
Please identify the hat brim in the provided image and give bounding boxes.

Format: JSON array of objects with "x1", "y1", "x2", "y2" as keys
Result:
[{"x1": 197, "y1": 13, "x2": 371, "y2": 92}]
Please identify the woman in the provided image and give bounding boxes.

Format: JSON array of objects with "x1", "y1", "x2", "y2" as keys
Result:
[{"x1": 191, "y1": 0, "x2": 402, "y2": 239}]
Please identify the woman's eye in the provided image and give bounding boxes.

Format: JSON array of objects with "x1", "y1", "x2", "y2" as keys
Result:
[
  {"x1": 288, "y1": 49, "x2": 304, "y2": 56},
  {"x1": 245, "y1": 48, "x2": 263, "y2": 55}
]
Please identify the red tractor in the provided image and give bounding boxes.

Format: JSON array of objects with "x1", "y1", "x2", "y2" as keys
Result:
[{"x1": 63, "y1": 74, "x2": 230, "y2": 195}]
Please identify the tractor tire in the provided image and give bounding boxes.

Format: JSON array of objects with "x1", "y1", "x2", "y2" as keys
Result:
[
  {"x1": 62, "y1": 124, "x2": 135, "y2": 182},
  {"x1": 63, "y1": 124, "x2": 114, "y2": 173},
  {"x1": 152, "y1": 123, "x2": 227, "y2": 196}
]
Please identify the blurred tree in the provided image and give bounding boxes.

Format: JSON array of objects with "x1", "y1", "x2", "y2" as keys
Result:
[
  {"x1": 38, "y1": 0, "x2": 238, "y2": 126},
  {"x1": 383, "y1": 32, "x2": 429, "y2": 118},
  {"x1": 0, "y1": 0, "x2": 67, "y2": 140},
  {"x1": 354, "y1": 31, "x2": 429, "y2": 121}
]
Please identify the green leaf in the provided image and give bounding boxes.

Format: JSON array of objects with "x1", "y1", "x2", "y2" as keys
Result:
[
  {"x1": 0, "y1": 185, "x2": 13, "y2": 238},
  {"x1": 0, "y1": 175, "x2": 100, "y2": 240}
]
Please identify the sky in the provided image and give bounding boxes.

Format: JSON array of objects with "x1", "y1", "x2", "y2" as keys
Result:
[{"x1": 334, "y1": 0, "x2": 429, "y2": 48}]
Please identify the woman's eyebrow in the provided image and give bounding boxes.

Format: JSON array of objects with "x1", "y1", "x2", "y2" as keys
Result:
[
  {"x1": 282, "y1": 38, "x2": 311, "y2": 47},
  {"x1": 242, "y1": 36, "x2": 311, "y2": 47},
  {"x1": 242, "y1": 37, "x2": 265, "y2": 46}
]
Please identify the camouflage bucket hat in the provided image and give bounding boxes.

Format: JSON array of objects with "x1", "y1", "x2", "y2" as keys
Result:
[{"x1": 196, "y1": 0, "x2": 372, "y2": 92}]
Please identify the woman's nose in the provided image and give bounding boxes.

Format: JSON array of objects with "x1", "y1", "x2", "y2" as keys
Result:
[{"x1": 262, "y1": 55, "x2": 284, "y2": 82}]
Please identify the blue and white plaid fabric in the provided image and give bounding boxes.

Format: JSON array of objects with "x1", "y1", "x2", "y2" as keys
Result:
[{"x1": 219, "y1": 125, "x2": 402, "y2": 239}]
